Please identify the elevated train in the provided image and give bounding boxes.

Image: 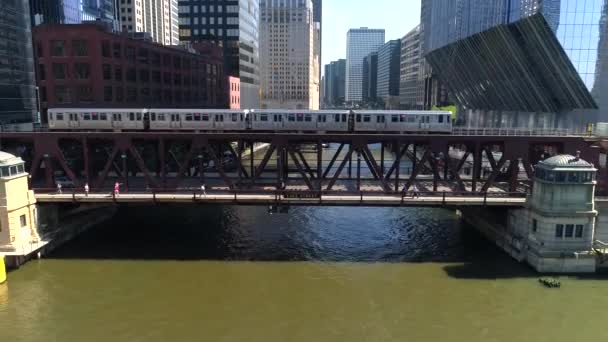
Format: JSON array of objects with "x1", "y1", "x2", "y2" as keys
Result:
[{"x1": 47, "y1": 108, "x2": 453, "y2": 133}]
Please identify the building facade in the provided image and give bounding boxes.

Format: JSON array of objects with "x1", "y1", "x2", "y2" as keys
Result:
[
  {"x1": 81, "y1": 0, "x2": 117, "y2": 25},
  {"x1": 259, "y1": 0, "x2": 319, "y2": 109},
  {"x1": 345, "y1": 28, "x2": 384, "y2": 103},
  {"x1": 421, "y1": 0, "x2": 608, "y2": 128},
  {"x1": 117, "y1": 0, "x2": 179, "y2": 46},
  {"x1": 2, "y1": 0, "x2": 37, "y2": 129},
  {"x1": 30, "y1": 0, "x2": 81, "y2": 25},
  {"x1": 377, "y1": 39, "x2": 401, "y2": 109},
  {"x1": 178, "y1": 0, "x2": 260, "y2": 108},
  {"x1": 361, "y1": 52, "x2": 377, "y2": 103},
  {"x1": 400, "y1": 26, "x2": 423, "y2": 109},
  {"x1": 33, "y1": 23, "x2": 226, "y2": 120},
  {"x1": 323, "y1": 59, "x2": 345, "y2": 108},
  {"x1": 312, "y1": 0, "x2": 322, "y2": 85}
]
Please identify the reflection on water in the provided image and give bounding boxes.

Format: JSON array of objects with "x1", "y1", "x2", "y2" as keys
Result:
[{"x1": 0, "y1": 205, "x2": 607, "y2": 342}]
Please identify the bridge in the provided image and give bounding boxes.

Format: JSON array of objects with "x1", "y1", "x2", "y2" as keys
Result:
[
  {"x1": 1, "y1": 130, "x2": 608, "y2": 274},
  {"x1": 0, "y1": 131, "x2": 603, "y2": 204}
]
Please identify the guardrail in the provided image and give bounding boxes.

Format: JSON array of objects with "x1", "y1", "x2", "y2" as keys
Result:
[
  {"x1": 33, "y1": 187, "x2": 527, "y2": 206},
  {"x1": 451, "y1": 127, "x2": 591, "y2": 137}
]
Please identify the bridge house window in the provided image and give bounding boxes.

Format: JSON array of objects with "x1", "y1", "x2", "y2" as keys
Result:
[
  {"x1": 555, "y1": 224, "x2": 585, "y2": 239},
  {"x1": 576, "y1": 225, "x2": 584, "y2": 238},
  {"x1": 20, "y1": 215, "x2": 26, "y2": 227},
  {"x1": 555, "y1": 224, "x2": 564, "y2": 238}
]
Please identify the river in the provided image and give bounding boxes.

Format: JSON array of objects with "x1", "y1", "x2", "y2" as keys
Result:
[{"x1": 1, "y1": 204, "x2": 608, "y2": 342}]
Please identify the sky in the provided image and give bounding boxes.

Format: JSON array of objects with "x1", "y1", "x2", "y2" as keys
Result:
[{"x1": 321, "y1": 0, "x2": 421, "y2": 70}]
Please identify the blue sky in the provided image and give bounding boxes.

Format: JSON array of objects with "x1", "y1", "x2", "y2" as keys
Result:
[{"x1": 321, "y1": 0, "x2": 421, "y2": 70}]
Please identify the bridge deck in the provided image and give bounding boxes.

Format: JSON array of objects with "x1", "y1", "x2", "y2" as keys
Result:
[{"x1": 34, "y1": 192, "x2": 527, "y2": 207}]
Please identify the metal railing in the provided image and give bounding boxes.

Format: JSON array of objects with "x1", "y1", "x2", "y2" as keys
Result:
[{"x1": 451, "y1": 127, "x2": 592, "y2": 137}]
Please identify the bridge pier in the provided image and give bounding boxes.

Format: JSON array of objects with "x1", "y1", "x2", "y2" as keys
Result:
[{"x1": 461, "y1": 154, "x2": 600, "y2": 273}]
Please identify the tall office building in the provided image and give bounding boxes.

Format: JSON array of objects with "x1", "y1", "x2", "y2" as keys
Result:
[
  {"x1": 376, "y1": 39, "x2": 401, "y2": 109},
  {"x1": 400, "y1": 26, "x2": 423, "y2": 109},
  {"x1": 30, "y1": 0, "x2": 81, "y2": 25},
  {"x1": 1, "y1": 0, "x2": 37, "y2": 129},
  {"x1": 421, "y1": 0, "x2": 608, "y2": 128},
  {"x1": 178, "y1": 0, "x2": 260, "y2": 108},
  {"x1": 118, "y1": 0, "x2": 179, "y2": 46},
  {"x1": 361, "y1": 52, "x2": 377, "y2": 103},
  {"x1": 312, "y1": 0, "x2": 321, "y2": 83},
  {"x1": 259, "y1": 0, "x2": 319, "y2": 109},
  {"x1": 345, "y1": 28, "x2": 384, "y2": 103},
  {"x1": 323, "y1": 59, "x2": 346, "y2": 107}
]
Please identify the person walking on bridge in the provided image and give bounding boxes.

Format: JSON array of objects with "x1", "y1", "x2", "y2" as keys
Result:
[
  {"x1": 412, "y1": 184, "x2": 419, "y2": 198},
  {"x1": 84, "y1": 183, "x2": 89, "y2": 196},
  {"x1": 57, "y1": 182, "x2": 62, "y2": 194},
  {"x1": 114, "y1": 182, "x2": 120, "y2": 196},
  {"x1": 201, "y1": 184, "x2": 207, "y2": 198}
]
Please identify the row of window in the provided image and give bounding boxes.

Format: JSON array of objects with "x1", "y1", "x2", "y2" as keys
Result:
[
  {"x1": 555, "y1": 224, "x2": 585, "y2": 239},
  {"x1": 0, "y1": 164, "x2": 25, "y2": 178},
  {"x1": 535, "y1": 168, "x2": 595, "y2": 183},
  {"x1": 43, "y1": 85, "x2": 219, "y2": 104}
]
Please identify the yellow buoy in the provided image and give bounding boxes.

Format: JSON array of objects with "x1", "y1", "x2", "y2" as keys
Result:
[{"x1": 0, "y1": 256, "x2": 6, "y2": 284}]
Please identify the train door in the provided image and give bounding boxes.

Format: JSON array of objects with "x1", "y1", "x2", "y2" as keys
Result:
[
  {"x1": 348, "y1": 111, "x2": 355, "y2": 132},
  {"x1": 419, "y1": 115, "x2": 430, "y2": 130},
  {"x1": 215, "y1": 113, "x2": 224, "y2": 129},
  {"x1": 143, "y1": 112, "x2": 150, "y2": 131},
  {"x1": 244, "y1": 111, "x2": 252, "y2": 130},
  {"x1": 112, "y1": 113, "x2": 123, "y2": 129},
  {"x1": 68, "y1": 113, "x2": 80, "y2": 128},
  {"x1": 170, "y1": 113, "x2": 181, "y2": 128},
  {"x1": 376, "y1": 114, "x2": 386, "y2": 130},
  {"x1": 272, "y1": 113, "x2": 283, "y2": 130}
]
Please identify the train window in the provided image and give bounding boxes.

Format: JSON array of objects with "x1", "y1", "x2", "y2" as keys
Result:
[
  {"x1": 157, "y1": 114, "x2": 165, "y2": 121},
  {"x1": 288, "y1": 114, "x2": 295, "y2": 122},
  {"x1": 363, "y1": 115, "x2": 371, "y2": 123},
  {"x1": 49, "y1": 113, "x2": 54, "y2": 120},
  {"x1": 342, "y1": 114, "x2": 347, "y2": 122},
  {"x1": 376, "y1": 116, "x2": 384, "y2": 123},
  {"x1": 185, "y1": 114, "x2": 193, "y2": 121},
  {"x1": 100, "y1": 113, "x2": 107, "y2": 120},
  {"x1": 56, "y1": 113, "x2": 64, "y2": 121},
  {"x1": 304, "y1": 114, "x2": 312, "y2": 122},
  {"x1": 194, "y1": 113, "x2": 201, "y2": 121},
  {"x1": 150, "y1": 113, "x2": 156, "y2": 121},
  {"x1": 232, "y1": 113, "x2": 238, "y2": 122},
  {"x1": 334, "y1": 114, "x2": 340, "y2": 122},
  {"x1": 319, "y1": 115, "x2": 326, "y2": 123},
  {"x1": 129, "y1": 112, "x2": 134, "y2": 121},
  {"x1": 446, "y1": 115, "x2": 451, "y2": 123},
  {"x1": 136, "y1": 113, "x2": 142, "y2": 120},
  {"x1": 439, "y1": 115, "x2": 444, "y2": 123},
  {"x1": 408, "y1": 116, "x2": 416, "y2": 123},
  {"x1": 260, "y1": 114, "x2": 268, "y2": 122},
  {"x1": 297, "y1": 113, "x2": 303, "y2": 122},
  {"x1": 83, "y1": 113, "x2": 91, "y2": 120},
  {"x1": 356, "y1": 115, "x2": 361, "y2": 122},
  {"x1": 273, "y1": 114, "x2": 279, "y2": 122},
  {"x1": 391, "y1": 115, "x2": 398, "y2": 123},
  {"x1": 202, "y1": 114, "x2": 209, "y2": 121},
  {"x1": 92, "y1": 113, "x2": 99, "y2": 121},
  {"x1": 400, "y1": 115, "x2": 406, "y2": 123}
]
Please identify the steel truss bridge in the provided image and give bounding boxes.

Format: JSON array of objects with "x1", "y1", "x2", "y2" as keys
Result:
[{"x1": 0, "y1": 132, "x2": 604, "y2": 206}]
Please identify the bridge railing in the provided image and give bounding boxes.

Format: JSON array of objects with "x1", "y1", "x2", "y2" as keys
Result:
[
  {"x1": 451, "y1": 127, "x2": 591, "y2": 137},
  {"x1": 33, "y1": 187, "x2": 527, "y2": 205}
]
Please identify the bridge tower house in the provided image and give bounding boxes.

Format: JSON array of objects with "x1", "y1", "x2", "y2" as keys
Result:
[
  {"x1": 0, "y1": 152, "x2": 41, "y2": 270},
  {"x1": 511, "y1": 154, "x2": 598, "y2": 273}
]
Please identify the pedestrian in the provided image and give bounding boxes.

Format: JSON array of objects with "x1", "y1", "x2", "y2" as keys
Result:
[
  {"x1": 84, "y1": 183, "x2": 89, "y2": 196},
  {"x1": 57, "y1": 182, "x2": 62, "y2": 194},
  {"x1": 201, "y1": 184, "x2": 207, "y2": 198},
  {"x1": 114, "y1": 182, "x2": 120, "y2": 196},
  {"x1": 412, "y1": 184, "x2": 419, "y2": 198}
]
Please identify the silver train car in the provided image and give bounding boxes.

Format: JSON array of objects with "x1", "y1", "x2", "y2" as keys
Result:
[{"x1": 47, "y1": 108, "x2": 452, "y2": 133}]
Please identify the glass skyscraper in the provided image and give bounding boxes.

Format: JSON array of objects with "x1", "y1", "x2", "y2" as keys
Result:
[
  {"x1": 1, "y1": 0, "x2": 37, "y2": 128},
  {"x1": 345, "y1": 28, "x2": 385, "y2": 103},
  {"x1": 422, "y1": 0, "x2": 608, "y2": 128}
]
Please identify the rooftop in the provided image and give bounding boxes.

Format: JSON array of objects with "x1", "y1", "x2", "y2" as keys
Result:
[
  {"x1": 0, "y1": 152, "x2": 23, "y2": 166},
  {"x1": 538, "y1": 154, "x2": 595, "y2": 170}
]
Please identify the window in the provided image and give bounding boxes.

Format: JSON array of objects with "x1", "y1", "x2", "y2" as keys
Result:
[
  {"x1": 101, "y1": 40, "x2": 111, "y2": 57},
  {"x1": 72, "y1": 40, "x2": 88, "y2": 56},
  {"x1": 334, "y1": 114, "x2": 340, "y2": 122},
  {"x1": 55, "y1": 113, "x2": 64, "y2": 121},
  {"x1": 104, "y1": 86, "x2": 112, "y2": 102},
  {"x1": 555, "y1": 224, "x2": 564, "y2": 238},
  {"x1": 39, "y1": 64, "x2": 46, "y2": 81},
  {"x1": 77, "y1": 86, "x2": 93, "y2": 102},
  {"x1": 575, "y1": 225, "x2": 584, "y2": 238},
  {"x1": 304, "y1": 114, "x2": 312, "y2": 122},
  {"x1": 439, "y1": 115, "x2": 444, "y2": 123},
  {"x1": 565, "y1": 224, "x2": 574, "y2": 238},
  {"x1": 126, "y1": 68, "x2": 136, "y2": 82},
  {"x1": 260, "y1": 114, "x2": 268, "y2": 122},
  {"x1": 102, "y1": 64, "x2": 112, "y2": 80},
  {"x1": 20, "y1": 215, "x2": 26, "y2": 227},
  {"x1": 52, "y1": 63, "x2": 67, "y2": 79},
  {"x1": 363, "y1": 115, "x2": 371, "y2": 123},
  {"x1": 356, "y1": 114, "x2": 361, "y2": 122},
  {"x1": 51, "y1": 40, "x2": 65, "y2": 56},
  {"x1": 532, "y1": 219, "x2": 537, "y2": 233},
  {"x1": 113, "y1": 43, "x2": 121, "y2": 58},
  {"x1": 55, "y1": 86, "x2": 71, "y2": 103},
  {"x1": 232, "y1": 113, "x2": 238, "y2": 122},
  {"x1": 115, "y1": 66, "x2": 122, "y2": 81},
  {"x1": 74, "y1": 63, "x2": 90, "y2": 79}
]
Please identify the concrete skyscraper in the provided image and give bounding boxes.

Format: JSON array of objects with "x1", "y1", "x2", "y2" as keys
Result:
[
  {"x1": 345, "y1": 28, "x2": 384, "y2": 103},
  {"x1": 260, "y1": 0, "x2": 319, "y2": 109},
  {"x1": 118, "y1": 0, "x2": 179, "y2": 46}
]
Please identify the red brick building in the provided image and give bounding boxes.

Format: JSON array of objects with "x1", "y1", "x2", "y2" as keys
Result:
[
  {"x1": 228, "y1": 76, "x2": 241, "y2": 109},
  {"x1": 33, "y1": 23, "x2": 227, "y2": 120}
]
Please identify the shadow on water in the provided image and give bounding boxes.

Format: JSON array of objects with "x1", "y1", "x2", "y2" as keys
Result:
[{"x1": 46, "y1": 203, "x2": 605, "y2": 280}]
